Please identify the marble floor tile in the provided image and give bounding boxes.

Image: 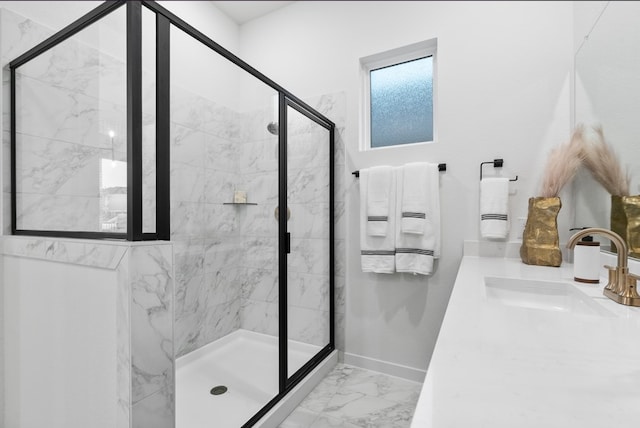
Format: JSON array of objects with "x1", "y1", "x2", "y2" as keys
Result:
[
  {"x1": 281, "y1": 364, "x2": 422, "y2": 428},
  {"x1": 279, "y1": 407, "x2": 319, "y2": 428}
]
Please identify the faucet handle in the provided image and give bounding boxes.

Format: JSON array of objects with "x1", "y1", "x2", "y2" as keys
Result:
[
  {"x1": 603, "y1": 265, "x2": 618, "y2": 292},
  {"x1": 622, "y1": 272, "x2": 640, "y2": 300}
]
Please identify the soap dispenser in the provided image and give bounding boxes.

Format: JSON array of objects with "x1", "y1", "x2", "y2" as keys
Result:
[{"x1": 571, "y1": 228, "x2": 600, "y2": 283}]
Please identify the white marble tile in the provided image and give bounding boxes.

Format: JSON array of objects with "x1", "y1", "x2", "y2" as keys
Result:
[
  {"x1": 1, "y1": 236, "x2": 128, "y2": 269},
  {"x1": 174, "y1": 274, "x2": 209, "y2": 358},
  {"x1": 288, "y1": 271, "x2": 329, "y2": 311},
  {"x1": 2, "y1": 192, "x2": 10, "y2": 235},
  {"x1": 309, "y1": 415, "x2": 360, "y2": 428},
  {"x1": 237, "y1": 203, "x2": 277, "y2": 238},
  {"x1": 323, "y1": 390, "x2": 415, "y2": 428},
  {"x1": 16, "y1": 73, "x2": 125, "y2": 148},
  {"x1": 334, "y1": 312, "x2": 346, "y2": 352},
  {"x1": 204, "y1": 238, "x2": 243, "y2": 273},
  {"x1": 307, "y1": 92, "x2": 347, "y2": 130},
  {"x1": 334, "y1": 127, "x2": 346, "y2": 168},
  {"x1": 115, "y1": 250, "x2": 131, "y2": 428},
  {"x1": 175, "y1": 273, "x2": 206, "y2": 322},
  {"x1": 130, "y1": 245, "x2": 174, "y2": 403},
  {"x1": 205, "y1": 267, "x2": 242, "y2": 307},
  {"x1": 334, "y1": 275, "x2": 346, "y2": 315},
  {"x1": 278, "y1": 406, "x2": 319, "y2": 428},
  {"x1": 173, "y1": 238, "x2": 204, "y2": 284},
  {"x1": 201, "y1": 103, "x2": 242, "y2": 142},
  {"x1": 204, "y1": 170, "x2": 238, "y2": 204},
  {"x1": 299, "y1": 364, "x2": 360, "y2": 413},
  {"x1": 288, "y1": 306, "x2": 329, "y2": 347},
  {"x1": 170, "y1": 163, "x2": 205, "y2": 203},
  {"x1": 242, "y1": 171, "x2": 279, "y2": 204},
  {"x1": 241, "y1": 105, "x2": 278, "y2": 143},
  {"x1": 241, "y1": 299, "x2": 278, "y2": 337},
  {"x1": 203, "y1": 298, "x2": 241, "y2": 344},
  {"x1": 287, "y1": 128, "x2": 331, "y2": 171},
  {"x1": 340, "y1": 369, "x2": 422, "y2": 406},
  {"x1": 288, "y1": 203, "x2": 330, "y2": 239},
  {"x1": 132, "y1": 387, "x2": 174, "y2": 428},
  {"x1": 335, "y1": 239, "x2": 346, "y2": 278},
  {"x1": 170, "y1": 88, "x2": 241, "y2": 141},
  {"x1": 16, "y1": 193, "x2": 101, "y2": 231},
  {"x1": 288, "y1": 238, "x2": 331, "y2": 276},
  {"x1": 19, "y1": 35, "x2": 125, "y2": 105},
  {"x1": 202, "y1": 203, "x2": 239, "y2": 237},
  {"x1": 240, "y1": 236, "x2": 277, "y2": 270},
  {"x1": 334, "y1": 200, "x2": 346, "y2": 240},
  {"x1": 170, "y1": 201, "x2": 204, "y2": 239},
  {"x1": 15, "y1": 133, "x2": 103, "y2": 195},
  {"x1": 204, "y1": 133, "x2": 239, "y2": 173},
  {"x1": 238, "y1": 137, "x2": 278, "y2": 174},
  {"x1": 0, "y1": 9, "x2": 53, "y2": 64},
  {"x1": 239, "y1": 267, "x2": 277, "y2": 301},
  {"x1": 288, "y1": 166, "x2": 330, "y2": 205},
  {"x1": 171, "y1": 123, "x2": 205, "y2": 168}
]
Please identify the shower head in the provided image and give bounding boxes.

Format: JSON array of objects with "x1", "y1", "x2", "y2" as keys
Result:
[{"x1": 267, "y1": 122, "x2": 279, "y2": 135}]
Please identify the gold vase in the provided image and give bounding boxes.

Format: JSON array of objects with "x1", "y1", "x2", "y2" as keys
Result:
[
  {"x1": 611, "y1": 195, "x2": 640, "y2": 258},
  {"x1": 520, "y1": 197, "x2": 562, "y2": 267}
]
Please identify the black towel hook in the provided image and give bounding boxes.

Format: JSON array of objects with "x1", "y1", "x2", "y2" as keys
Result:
[{"x1": 480, "y1": 158, "x2": 518, "y2": 181}]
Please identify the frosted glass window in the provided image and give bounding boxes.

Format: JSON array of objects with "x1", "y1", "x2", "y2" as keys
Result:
[{"x1": 370, "y1": 56, "x2": 433, "y2": 148}]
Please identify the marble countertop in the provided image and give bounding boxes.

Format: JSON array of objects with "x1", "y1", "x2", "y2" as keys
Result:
[{"x1": 411, "y1": 256, "x2": 640, "y2": 428}]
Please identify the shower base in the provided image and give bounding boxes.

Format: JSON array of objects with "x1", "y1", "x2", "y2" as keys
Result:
[{"x1": 176, "y1": 329, "x2": 336, "y2": 428}]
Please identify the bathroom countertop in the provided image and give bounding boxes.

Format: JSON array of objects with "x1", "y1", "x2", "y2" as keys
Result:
[{"x1": 411, "y1": 256, "x2": 640, "y2": 428}]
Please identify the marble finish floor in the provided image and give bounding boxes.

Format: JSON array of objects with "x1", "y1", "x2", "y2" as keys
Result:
[{"x1": 278, "y1": 364, "x2": 422, "y2": 428}]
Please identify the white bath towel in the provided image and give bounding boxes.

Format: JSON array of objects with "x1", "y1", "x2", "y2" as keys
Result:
[
  {"x1": 365, "y1": 166, "x2": 393, "y2": 237},
  {"x1": 480, "y1": 177, "x2": 510, "y2": 239},
  {"x1": 395, "y1": 165, "x2": 441, "y2": 275},
  {"x1": 401, "y1": 163, "x2": 438, "y2": 234},
  {"x1": 360, "y1": 168, "x2": 396, "y2": 273}
]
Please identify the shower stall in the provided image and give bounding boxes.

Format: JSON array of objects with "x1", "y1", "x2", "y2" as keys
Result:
[{"x1": 7, "y1": 1, "x2": 335, "y2": 427}]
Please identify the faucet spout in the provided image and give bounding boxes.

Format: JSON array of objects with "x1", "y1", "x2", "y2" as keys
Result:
[
  {"x1": 567, "y1": 227, "x2": 640, "y2": 306},
  {"x1": 567, "y1": 227, "x2": 627, "y2": 269}
]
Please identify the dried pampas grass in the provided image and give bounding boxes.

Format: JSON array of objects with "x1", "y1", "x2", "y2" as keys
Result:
[
  {"x1": 539, "y1": 127, "x2": 585, "y2": 198},
  {"x1": 580, "y1": 124, "x2": 630, "y2": 196}
]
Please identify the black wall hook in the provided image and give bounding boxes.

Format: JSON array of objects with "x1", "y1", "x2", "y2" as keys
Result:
[{"x1": 480, "y1": 158, "x2": 518, "y2": 181}]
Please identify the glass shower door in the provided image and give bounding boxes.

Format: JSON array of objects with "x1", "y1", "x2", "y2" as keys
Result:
[{"x1": 285, "y1": 100, "x2": 332, "y2": 378}]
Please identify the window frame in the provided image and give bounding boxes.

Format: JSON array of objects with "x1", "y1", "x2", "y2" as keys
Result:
[{"x1": 360, "y1": 38, "x2": 437, "y2": 151}]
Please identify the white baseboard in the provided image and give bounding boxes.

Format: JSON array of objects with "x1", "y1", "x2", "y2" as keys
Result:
[{"x1": 343, "y1": 352, "x2": 426, "y2": 383}]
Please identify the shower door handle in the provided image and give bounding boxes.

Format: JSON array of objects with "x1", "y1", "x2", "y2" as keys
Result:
[{"x1": 286, "y1": 232, "x2": 291, "y2": 254}]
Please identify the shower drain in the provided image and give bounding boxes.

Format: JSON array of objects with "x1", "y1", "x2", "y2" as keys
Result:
[{"x1": 210, "y1": 385, "x2": 228, "y2": 396}]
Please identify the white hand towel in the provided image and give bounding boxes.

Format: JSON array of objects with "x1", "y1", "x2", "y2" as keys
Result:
[
  {"x1": 480, "y1": 177, "x2": 510, "y2": 239},
  {"x1": 365, "y1": 166, "x2": 393, "y2": 237},
  {"x1": 360, "y1": 168, "x2": 396, "y2": 273},
  {"x1": 401, "y1": 163, "x2": 437, "y2": 234},
  {"x1": 395, "y1": 165, "x2": 441, "y2": 275}
]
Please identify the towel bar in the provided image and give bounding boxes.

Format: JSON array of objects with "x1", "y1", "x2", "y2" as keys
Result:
[
  {"x1": 352, "y1": 163, "x2": 446, "y2": 178},
  {"x1": 480, "y1": 159, "x2": 518, "y2": 181}
]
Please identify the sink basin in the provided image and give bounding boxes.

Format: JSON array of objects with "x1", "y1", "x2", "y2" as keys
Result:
[{"x1": 484, "y1": 276, "x2": 613, "y2": 316}]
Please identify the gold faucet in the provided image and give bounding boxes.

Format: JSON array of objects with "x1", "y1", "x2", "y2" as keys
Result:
[{"x1": 567, "y1": 227, "x2": 640, "y2": 307}]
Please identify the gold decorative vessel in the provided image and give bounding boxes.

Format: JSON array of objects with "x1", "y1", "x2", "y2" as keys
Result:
[
  {"x1": 520, "y1": 197, "x2": 562, "y2": 267},
  {"x1": 611, "y1": 195, "x2": 640, "y2": 258}
]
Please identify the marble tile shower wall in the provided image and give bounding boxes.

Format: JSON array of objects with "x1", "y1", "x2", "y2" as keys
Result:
[
  {"x1": 172, "y1": 90, "x2": 346, "y2": 356},
  {"x1": 238, "y1": 92, "x2": 347, "y2": 349},
  {"x1": 2, "y1": 8, "x2": 50, "y2": 233},
  {"x1": 1, "y1": 8, "x2": 133, "y2": 233},
  {"x1": 170, "y1": 85, "x2": 244, "y2": 358}
]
